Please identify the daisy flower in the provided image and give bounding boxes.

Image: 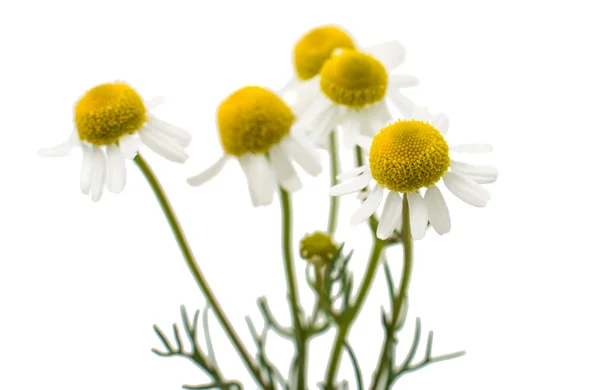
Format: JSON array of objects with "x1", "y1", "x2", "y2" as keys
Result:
[
  {"x1": 186, "y1": 86, "x2": 322, "y2": 207},
  {"x1": 282, "y1": 25, "x2": 356, "y2": 99},
  {"x1": 330, "y1": 108, "x2": 497, "y2": 240},
  {"x1": 295, "y1": 41, "x2": 419, "y2": 148},
  {"x1": 38, "y1": 82, "x2": 191, "y2": 202}
]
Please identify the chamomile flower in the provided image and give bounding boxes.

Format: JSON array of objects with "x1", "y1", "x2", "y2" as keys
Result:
[
  {"x1": 38, "y1": 82, "x2": 191, "y2": 202},
  {"x1": 330, "y1": 108, "x2": 497, "y2": 240},
  {"x1": 282, "y1": 25, "x2": 356, "y2": 98},
  {"x1": 186, "y1": 86, "x2": 322, "y2": 207},
  {"x1": 295, "y1": 42, "x2": 419, "y2": 148}
]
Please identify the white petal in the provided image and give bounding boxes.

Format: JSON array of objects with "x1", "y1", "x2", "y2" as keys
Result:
[
  {"x1": 450, "y1": 160, "x2": 498, "y2": 184},
  {"x1": 443, "y1": 171, "x2": 491, "y2": 207},
  {"x1": 411, "y1": 106, "x2": 431, "y2": 121},
  {"x1": 270, "y1": 143, "x2": 301, "y2": 192},
  {"x1": 330, "y1": 171, "x2": 372, "y2": 196},
  {"x1": 451, "y1": 144, "x2": 494, "y2": 154},
  {"x1": 279, "y1": 76, "x2": 299, "y2": 95},
  {"x1": 118, "y1": 133, "x2": 142, "y2": 159},
  {"x1": 340, "y1": 110, "x2": 361, "y2": 148},
  {"x1": 387, "y1": 89, "x2": 415, "y2": 117},
  {"x1": 350, "y1": 184, "x2": 383, "y2": 226},
  {"x1": 80, "y1": 145, "x2": 94, "y2": 195},
  {"x1": 138, "y1": 126, "x2": 188, "y2": 163},
  {"x1": 336, "y1": 165, "x2": 368, "y2": 181},
  {"x1": 424, "y1": 185, "x2": 450, "y2": 235},
  {"x1": 291, "y1": 78, "x2": 322, "y2": 117},
  {"x1": 310, "y1": 103, "x2": 339, "y2": 144},
  {"x1": 358, "y1": 110, "x2": 377, "y2": 137},
  {"x1": 431, "y1": 113, "x2": 450, "y2": 135},
  {"x1": 147, "y1": 114, "x2": 192, "y2": 147},
  {"x1": 389, "y1": 75, "x2": 419, "y2": 88},
  {"x1": 355, "y1": 135, "x2": 373, "y2": 150},
  {"x1": 106, "y1": 145, "x2": 126, "y2": 194},
  {"x1": 377, "y1": 191, "x2": 403, "y2": 239},
  {"x1": 187, "y1": 155, "x2": 229, "y2": 187},
  {"x1": 145, "y1": 96, "x2": 164, "y2": 110},
  {"x1": 90, "y1": 147, "x2": 107, "y2": 202},
  {"x1": 238, "y1": 154, "x2": 277, "y2": 207},
  {"x1": 371, "y1": 102, "x2": 393, "y2": 129},
  {"x1": 282, "y1": 133, "x2": 322, "y2": 176},
  {"x1": 364, "y1": 41, "x2": 405, "y2": 70},
  {"x1": 407, "y1": 192, "x2": 428, "y2": 240},
  {"x1": 38, "y1": 131, "x2": 79, "y2": 157}
]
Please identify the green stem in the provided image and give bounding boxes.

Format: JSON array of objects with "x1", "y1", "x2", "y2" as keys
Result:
[
  {"x1": 370, "y1": 194, "x2": 414, "y2": 390},
  {"x1": 327, "y1": 131, "x2": 340, "y2": 237},
  {"x1": 279, "y1": 188, "x2": 306, "y2": 390},
  {"x1": 324, "y1": 239, "x2": 385, "y2": 389},
  {"x1": 133, "y1": 154, "x2": 269, "y2": 390}
]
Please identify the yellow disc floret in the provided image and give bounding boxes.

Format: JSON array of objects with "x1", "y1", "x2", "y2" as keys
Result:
[
  {"x1": 217, "y1": 86, "x2": 294, "y2": 156},
  {"x1": 294, "y1": 25, "x2": 355, "y2": 81},
  {"x1": 320, "y1": 50, "x2": 388, "y2": 109},
  {"x1": 369, "y1": 120, "x2": 450, "y2": 193},
  {"x1": 75, "y1": 82, "x2": 146, "y2": 146}
]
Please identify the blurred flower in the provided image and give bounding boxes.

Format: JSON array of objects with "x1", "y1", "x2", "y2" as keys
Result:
[
  {"x1": 330, "y1": 107, "x2": 497, "y2": 240},
  {"x1": 38, "y1": 82, "x2": 190, "y2": 202},
  {"x1": 187, "y1": 86, "x2": 322, "y2": 207},
  {"x1": 300, "y1": 231, "x2": 338, "y2": 264}
]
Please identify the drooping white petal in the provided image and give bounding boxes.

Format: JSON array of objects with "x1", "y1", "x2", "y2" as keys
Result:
[
  {"x1": 411, "y1": 106, "x2": 431, "y2": 122},
  {"x1": 90, "y1": 147, "x2": 107, "y2": 202},
  {"x1": 37, "y1": 131, "x2": 79, "y2": 157},
  {"x1": 371, "y1": 102, "x2": 393, "y2": 130},
  {"x1": 310, "y1": 103, "x2": 339, "y2": 144},
  {"x1": 364, "y1": 41, "x2": 405, "y2": 70},
  {"x1": 424, "y1": 185, "x2": 451, "y2": 235},
  {"x1": 350, "y1": 184, "x2": 383, "y2": 226},
  {"x1": 451, "y1": 144, "x2": 494, "y2": 154},
  {"x1": 450, "y1": 160, "x2": 498, "y2": 184},
  {"x1": 387, "y1": 89, "x2": 415, "y2": 117},
  {"x1": 279, "y1": 76, "x2": 299, "y2": 95},
  {"x1": 145, "y1": 96, "x2": 164, "y2": 110},
  {"x1": 377, "y1": 191, "x2": 403, "y2": 239},
  {"x1": 80, "y1": 145, "x2": 94, "y2": 195},
  {"x1": 138, "y1": 126, "x2": 188, "y2": 163},
  {"x1": 330, "y1": 171, "x2": 372, "y2": 196},
  {"x1": 147, "y1": 114, "x2": 192, "y2": 147},
  {"x1": 336, "y1": 165, "x2": 369, "y2": 181},
  {"x1": 118, "y1": 133, "x2": 142, "y2": 159},
  {"x1": 291, "y1": 78, "x2": 322, "y2": 117},
  {"x1": 355, "y1": 135, "x2": 373, "y2": 150},
  {"x1": 431, "y1": 113, "x2": 450, "y2": 135},
  {"x1": 407, "y1": 192, "x2": 428, "y2": 240},
  {"x1": 442, "y1": 171, "x2": 491, "y2": 207},
  {"x1": 270, "y1": 143, "x2": 301, "y2": 192},
  {"x1": 388, "y1": 75, "x2": 419, "y2": 88},
  {"x1": 340, "y1": 110, "x2": 361, "y2": 148},
  {"x1": 238, "y1": 154, "x2": 277, "y2": 207},
  {"x1": 281, "y1": 133, "x2": 322, "y2": 176},
  {"x1": 106, "y1": 145, "x2": 126, "y2": 194},
  {"x1": 187, "y1": 155, "x2": 229, "y2": 187}
]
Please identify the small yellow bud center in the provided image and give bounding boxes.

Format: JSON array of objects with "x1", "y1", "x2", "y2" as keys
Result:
[
  {"x1": 320, "y1": 50, "x2": 388, "y2": 109},
  {"x1": 294, "y1": 25, "x2": 355, "y2": 81},
  {"x1": 217, "y1": 87, "x2": 294, "y2": 156},
  {"x1": 300, "y1": 231, "x2": 338, "y2": 264},
  {"x1": 75, "y1": 83, "x2": 147, "y2": 146},
  {"x1": 369, "y1": 120, "x2": 450, "y2": 193}
]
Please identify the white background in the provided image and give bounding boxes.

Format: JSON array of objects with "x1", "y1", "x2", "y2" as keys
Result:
[{"x1": 1, "y1": 0, "x2": 599, "y2": 389}]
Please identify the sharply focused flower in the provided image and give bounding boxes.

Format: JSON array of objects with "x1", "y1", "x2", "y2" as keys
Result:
[
  {"x1": 330, "y1": 108, "x2": 497, "y2": 240},
  {"x1": 38, "y1": 82, "x2": 191, "y2": 202},
  {"x1": 282, "y1": 25, "x2": 356, "y2": 97},
  {"x1": 187, "y1": 86, "x2": 322, "y2": 207},
  {"x1": 294, "y1": 41, "x2": 419, "y2": 148}
]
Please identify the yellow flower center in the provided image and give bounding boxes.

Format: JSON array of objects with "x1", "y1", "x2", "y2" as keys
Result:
[
  {"x1": 369, "y1": 120, "x2": 450, "y2": 193},
  {"x1": 320, "y1": 50, "x2": 388, "y2": 109},
  {"x1": 294, "y1": 25, "x2": 355, "y2": 81},
  {"x1": 75, "y1": 82, "x2": 147, "y2": 146},
  {"x1": 217, "y1": 86, "x2": 294, "y2": 156}
]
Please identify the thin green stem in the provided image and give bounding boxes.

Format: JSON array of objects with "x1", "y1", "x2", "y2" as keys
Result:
[
  {"x1": 279, "y1": 188, "x2": 307, "y2": 390},
  {"x1": 324, "y1": 239, "x2": 385, "y2": 389},
  {"x1": 327, "y1": 131, "x2": 340, "y2": 237},
  {"x1": 370, "y1": 194, "x2": 414, "y2": 390},
  {"x1": 133, "y1": 154, "x2": 270, "y2": 390}
]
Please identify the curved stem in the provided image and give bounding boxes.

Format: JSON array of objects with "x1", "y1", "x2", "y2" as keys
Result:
[
  {"x1": 133, "y1": 154, "x2": 270, "y2": 390},
  {"x1": 370, "y1": 194, "x2": 414, "y2": 389},
  {"x1": 327, "y1": 131, "x2": 340, "y2": 237},
  {"x1": 279, "y1": 188, "x2": 306, "y2": 390},
  {"x1": 324, "y1": 239, "x2": 385, "y2": 389}
]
